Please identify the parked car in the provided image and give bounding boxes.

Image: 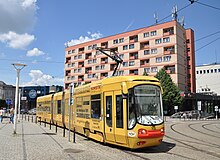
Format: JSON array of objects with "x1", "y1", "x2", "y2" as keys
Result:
[
  {"x1": 20, "y1": 109, "x2": 28, "y2": 114},
  {"x1": 28, "y1": 108, "x2": 36, "y2": 115}
]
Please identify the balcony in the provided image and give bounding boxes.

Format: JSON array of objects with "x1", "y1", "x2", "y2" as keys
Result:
[
  {"x1": 129, "y1": 35, "x2": 138, "y2": 43},
  {"x1": 140, "y1": 41, "x2": 149, "y2": 50}
]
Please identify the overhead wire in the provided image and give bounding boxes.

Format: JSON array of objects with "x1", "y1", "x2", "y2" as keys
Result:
[{"x1": 195, "y1": 1, "x2": 220, "y2": 11}]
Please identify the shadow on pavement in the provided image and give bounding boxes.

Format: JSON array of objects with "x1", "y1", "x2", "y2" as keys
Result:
[{"x1": 130, "y1": 141, "x2": 176, "y2": 153}]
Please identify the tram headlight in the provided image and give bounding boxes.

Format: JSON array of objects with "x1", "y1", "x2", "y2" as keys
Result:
[{"x1": 138, "y1": 129, "x2": 148, "y2": 138}]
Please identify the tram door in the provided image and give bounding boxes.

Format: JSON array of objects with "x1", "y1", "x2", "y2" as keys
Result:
[
  {"x1": 104, "y1": 92, "x2": 115, "y2": 142},
  {"x1": 104, "y1": 91, "x2": 127, "y2": 144},
  {"x1": 114, "y1": 91, "x2": 127, "y2": 144}
]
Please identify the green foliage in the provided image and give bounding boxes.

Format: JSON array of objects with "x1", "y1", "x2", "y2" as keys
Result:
[
  {"x1": 155, "y1": 68, "x2": 182, "y2": 115},
  {"x1": 0, "y1": 99, "x2": 7, "y2": 108},
  {"x1": 143, "y1": 70, "x2": 148, "y2": 76}
]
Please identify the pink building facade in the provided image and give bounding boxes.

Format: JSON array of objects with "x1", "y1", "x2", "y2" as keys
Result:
[{"x1": 65, "y1": 20, "x2": 196, "y2": 93}]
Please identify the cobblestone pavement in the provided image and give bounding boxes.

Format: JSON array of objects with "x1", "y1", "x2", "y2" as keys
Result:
[{"x1": 0, "y1": 116, "x2": 220, "y2": 160}]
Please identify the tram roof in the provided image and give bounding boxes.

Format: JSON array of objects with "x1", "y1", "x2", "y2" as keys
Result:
[{"x1": 76, "y1": 75, "x2": 159, "y2": 89}]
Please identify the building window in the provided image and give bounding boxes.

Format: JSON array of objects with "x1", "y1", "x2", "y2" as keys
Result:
[
  {"x1": 123, "y1": 45, "x2": 128, "y2": 50},
  {"x1": 74, "y1": 55, "x2": 77, "y2": 60},
  {"x1": 155, "y1": 38, "x2": 162, "y2": 44},
  {"x1": 207, "y1": 70, "x2": 209, "y2": 73},
  {"x1": 187, "y1": 48, "x2": 190, "y2": 52},
  {"x1": 144, "y1": 50, "x2": 150, "y2": 55},
  {"x1": 72, "y1": 49, "x2": 75, "y2": 53},
  {"x1": 88, "y1": 45, "x2": 92, "y2": 50},
  {"x1": 196, "y1": 71, "x2": 199, "y2": 74},
  {"x1": 119, "y1": 54, "x2": 124, "y2": 59},
  {"x1": 100, "y1": 65, "x2": 105, "y2": 70},
  {"x1": 78, "y1": 55, "x2": 82, "y2": 59},
  {"x1": 143, "y1": 32, "x2": 149, "y2": 38},
  {"x1": 119, "y1": 38, "x2": 124, "y2": 43},
  {"x1": 71, "y1": 76, "x2": 75, "y2": 80},
  {"x1": 186, "y1": 39, "x2": 190, "y2": 43},
  {"x1": 144, "y1": 68, "x2": 150, "y2": 73},
  {"x1": 151, "y1": 67, "x2": 158, "y2": 72},
  {"x1": 151, "y1": 31, "x2": 157, "y2": 36},
  {"x1": 118, "y1": 71, "x2": 124, "y2": 75},
  {"x1": 218, "y1": 69, "x2": 220, "y2": 72},
  {"x1": 123, "y1": 62, "x2": 128, "y2": 67},
  {"x1": 163, "y1": 37, "x2": 170, "y2": 43},
  {"x1": 156, "y1": 57, "x2": 162, "y2": 63},
  {"x1": 200, "y1": 70, "x2": 202, "y2": 74},
  {"x1": 129, "y1": 44, "x2": 134, "y2": 49},
  {"x1": 164, "y1": 56, "x2": 171, "y2": 62},
  {"x1": 203, "y1": 70, "x2": 206, "y2": 74},
  {"x1": 95, "y1": 66, "x2": 100, "y2": 70},
  {"x1": 214, "y1": 69, "x2": 217, "y2": 73},
  {"x1": 211, "y1": 69, "x2": 213, "y2": 73},
  {"x1": 129, "y1": 61, "x2": 135, "y2": 66},
  {"x1": 113, "y1": 39, "x2": 118, "y2": 44},
  {"x1": 151, "y1": 48, "x2": 157, "y2": 54}
]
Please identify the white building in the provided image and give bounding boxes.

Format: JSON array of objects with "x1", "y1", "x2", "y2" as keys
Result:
[{"x1": 196, "y1": 63, "x2": 220, "y2": 95}]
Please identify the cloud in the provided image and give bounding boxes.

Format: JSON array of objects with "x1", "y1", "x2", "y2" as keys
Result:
[
  {"x1": 27, "y1": 48, "x2": 45, "y2": 57},
  {"x1": 65, "y1": 32, "x2": 102, "y2": 47},
  {"x1": 0, "y1": 31, "x2": 35, "y2": 49},
  {"x1": 22, "y1": 0, "x2": 37, "y2": 8},
  {"x1": 24, "y1": 70, "x2": 64, "y2": 86},
  {"x1": 0, "y1": 0, "x2": 38, "y2": 33}
]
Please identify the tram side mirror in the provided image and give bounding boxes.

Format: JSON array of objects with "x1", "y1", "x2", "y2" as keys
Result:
[{"x1": 121, "y1": 82, "x2": 128, "y2": 99}]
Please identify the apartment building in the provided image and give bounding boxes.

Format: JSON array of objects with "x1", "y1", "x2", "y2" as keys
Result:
[{"x1": 65, "y1": 20, "x2": 196, "y2": 93}]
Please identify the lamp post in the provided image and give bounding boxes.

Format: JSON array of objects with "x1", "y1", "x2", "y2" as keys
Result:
[{"x1": 12, "y1": 63, "x2": 26, "y2": 134}]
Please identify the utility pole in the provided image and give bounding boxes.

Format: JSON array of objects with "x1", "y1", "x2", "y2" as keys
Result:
[{"x1": 12, "y1": 63, "x2": 26, "y2": 134}]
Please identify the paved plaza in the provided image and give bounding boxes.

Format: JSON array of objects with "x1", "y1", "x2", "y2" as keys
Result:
[{"x1": 0, "y1": 117, "x2": 220, "y2": 160}]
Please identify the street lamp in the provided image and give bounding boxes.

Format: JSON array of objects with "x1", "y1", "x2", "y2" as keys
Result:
[{"x1": 12, "y1": 63, "x2": 26, "y2": 134}]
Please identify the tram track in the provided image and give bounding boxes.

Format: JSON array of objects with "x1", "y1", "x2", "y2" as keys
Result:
[
  {"x1": 170, "y1": 123, "x2": 220, "y2": 148},
  {"x1": 188, "y1": 123, "x2": 220, "y2": 139},
  {"x1": 202, "y1": 123, "x2": 220, "y2": 134},
  {"x1": 165, "y1": 123, "x2": 220, "y2": 159}
]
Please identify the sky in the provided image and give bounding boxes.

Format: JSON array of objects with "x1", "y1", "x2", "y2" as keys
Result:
[{"x1": 0, "y1": 0, "x2": 220, "y2": 87}]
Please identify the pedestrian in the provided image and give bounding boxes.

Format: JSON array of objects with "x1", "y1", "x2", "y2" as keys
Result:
[
  {"x1": 9, "y1": 107, "x2": 14, "y2": 123},
  {"x1": 0, "y1": 108, "x2": 4, "y2": 123},
  {"x1": 183, "y1": 112, "x2": 187, "y2": 120}
]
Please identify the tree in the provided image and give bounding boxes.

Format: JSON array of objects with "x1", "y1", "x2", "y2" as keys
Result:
[
  {"x1": 155, "y1": 68, "x2": 182, "y2": 115},
  {"x1": 143, "y1": 70, "x2": 148, "y2": 76},
  {"x1": 0, "y1": 99, "x2": 7, "y2": 108}
]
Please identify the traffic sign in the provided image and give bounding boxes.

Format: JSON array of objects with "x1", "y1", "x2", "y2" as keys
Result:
[
  {"x1": 197, "y1": 101, "x2": 201, "y2": 111},
  {"x1": 6, "y1": 99, "x2": 12, "y2": 105}
]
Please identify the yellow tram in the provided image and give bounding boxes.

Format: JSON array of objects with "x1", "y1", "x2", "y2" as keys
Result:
[{"x1": 37, "y1": 76, "x2": 164, "y2": 149}]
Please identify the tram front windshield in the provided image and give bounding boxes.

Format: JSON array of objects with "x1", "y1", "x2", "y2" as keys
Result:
[{"x1": 128, "y1": 85, "x2": 163, "y2": 129}]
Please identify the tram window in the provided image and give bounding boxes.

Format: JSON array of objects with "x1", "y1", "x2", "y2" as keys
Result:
[
  {"x1": 57, "y1": 100, "x2": 61, "y2": 114},
  {"x1": 116, "y1": 95, "x2": 123, "y2": 128},
  {"x1": 91, "y1": 100, "x2": 101, "y2": 119},
  {"x1": 106, "y1": 96, "x2": 112, "y2": 127}
]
